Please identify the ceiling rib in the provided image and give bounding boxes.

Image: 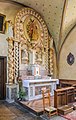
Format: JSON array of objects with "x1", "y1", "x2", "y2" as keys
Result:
[
  {"x1": 56, "y1": 0, "x2": 68, "y2": 78},
  {"x1": 58, "y1": 0, "x2": 68, "y2": 54}
]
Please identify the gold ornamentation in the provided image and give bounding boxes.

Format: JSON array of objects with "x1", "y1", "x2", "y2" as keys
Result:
[
  {"x1": 7, "y1": 38, "x2": 14, "y2": 84},
  {"x1": 15, "y1": 7, "x2": 49, "y2": 72}
]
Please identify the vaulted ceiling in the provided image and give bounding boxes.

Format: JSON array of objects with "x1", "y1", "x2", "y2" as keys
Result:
[{"x1": 1, "y1": 0, "x2": 76, "y2": 53}]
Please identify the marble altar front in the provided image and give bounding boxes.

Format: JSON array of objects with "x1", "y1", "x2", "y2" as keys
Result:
[{"x1": 22, "y1": 78, "x2": 59, "y2": 101}]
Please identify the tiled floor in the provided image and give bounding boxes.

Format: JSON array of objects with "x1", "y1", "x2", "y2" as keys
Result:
[
  {"x1": 0, "y1": 101, "x2": 67, "y2": 120},
  {"x1": 0, "y1": 100, "x2": 42, "y2": 120}
]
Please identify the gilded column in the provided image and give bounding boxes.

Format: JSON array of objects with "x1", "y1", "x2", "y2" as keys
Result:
[
  {"x1": 7, "y1": 37, "x2": 14, "y2": 84},
  {"x1": 50, "y1": 48, "x2": 54, "y2": 76},
  {"x1": 44, "y1": 37, "x2": 49, "y2": 73},
  {"x1": 6, "y1": 38, "x2": 19, "y2": 103},
  {"x1": 14, "y1": 40, "x2": 19, "y2": 83}
]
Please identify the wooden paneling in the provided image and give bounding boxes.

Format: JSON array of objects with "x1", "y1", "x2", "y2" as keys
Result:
[
  {"x1": 59, "y1": 79, "x2": 76, "y2": 87},
  {"x1": 59, "y1": 79, "x2": 76, "y2": 99},
  {"x1": 54, "y1": 87, "x2": 75, "y2": 108}
]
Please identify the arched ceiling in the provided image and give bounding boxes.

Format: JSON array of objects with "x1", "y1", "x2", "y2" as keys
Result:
[
  {"x1": 1, "y1": 0, "x2": 76, "y2": 54},
  {"x1": 62, "y1": 0, "x2": 76, "y2": 46}
]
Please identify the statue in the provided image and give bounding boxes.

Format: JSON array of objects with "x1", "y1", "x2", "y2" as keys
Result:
[
  {"x1": 36, "y1": 50, "x2": 42, "y2": 65},
  {"x1": 21, "y1": 49, "x2": 29, "y2": 64},
  {"x1": 7, "y1": 20, "x2": 14, "y2": 37}
]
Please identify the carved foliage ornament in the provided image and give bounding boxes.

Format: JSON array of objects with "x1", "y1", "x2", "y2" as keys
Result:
[
  {"x1": 67, "y1": 52, "x2": 75, "y2": 65},
  {"x1": 15, "y1": 7, "x2": 49, "y2": 70},
  {"x1": 15, "y1": 8, "x2": 45, "y2": 48}
]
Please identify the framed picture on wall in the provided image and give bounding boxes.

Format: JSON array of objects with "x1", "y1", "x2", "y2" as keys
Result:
[{"x1": 0, "y1": 13, "x2": 6, "y2": 34}]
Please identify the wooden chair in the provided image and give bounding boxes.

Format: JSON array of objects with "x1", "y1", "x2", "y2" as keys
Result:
[{"x1": 42, "y1": 88, "x2": 57, "y2": 117}]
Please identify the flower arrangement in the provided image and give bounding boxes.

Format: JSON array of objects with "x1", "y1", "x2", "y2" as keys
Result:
[{"x1": 18, "y1": 88, "x2": 26, "y2": 101}]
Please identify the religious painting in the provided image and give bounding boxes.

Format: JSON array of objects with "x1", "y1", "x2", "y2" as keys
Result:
[
  {"x1": 23, "y1": 15, "x2": 41, "y2": 42},
  {"x1": 0, "y1": 13, "x2": 6, "y2": 33}
]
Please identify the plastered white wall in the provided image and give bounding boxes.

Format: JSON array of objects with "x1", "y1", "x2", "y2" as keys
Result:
[{"x1": 59, "y1": 26, "x2": 76, "y2": 80}]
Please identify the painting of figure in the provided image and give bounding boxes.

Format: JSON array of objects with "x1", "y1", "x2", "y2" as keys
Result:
[{"x1": 26, "y1": 17, "x2": 39, "y2": 41}]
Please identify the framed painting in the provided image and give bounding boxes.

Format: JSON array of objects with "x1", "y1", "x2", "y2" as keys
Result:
[{"x1": 0, "y1": 13, "x2": 6, "y2": 34}]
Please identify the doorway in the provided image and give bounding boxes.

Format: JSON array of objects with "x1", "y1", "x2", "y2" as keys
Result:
[{"x1": 0, "y1": 57, "x2": 7, "y2": 99}]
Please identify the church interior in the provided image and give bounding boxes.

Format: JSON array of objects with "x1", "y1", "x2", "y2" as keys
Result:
[{"x1": 0, "y1": 0, "x2": 76, "y2": 120}]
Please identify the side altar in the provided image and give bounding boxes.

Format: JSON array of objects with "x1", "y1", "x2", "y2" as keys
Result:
[{"x1": 23, "y1": 78, "x2": 58, "y2": 101}]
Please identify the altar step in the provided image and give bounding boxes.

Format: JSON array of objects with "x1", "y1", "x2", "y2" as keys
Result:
[{"x1": 16, "y1": 96, "x2": 54, "y2": 116}]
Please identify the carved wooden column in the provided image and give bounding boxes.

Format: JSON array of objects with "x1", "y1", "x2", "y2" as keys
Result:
[
  {"x1": 50, "y1": 48, "x2": 54, "y2": 77},
  {"x1": 44, "y1": 37, "x2": 49, "y2": 74},
  {"x1": 14, "y1": 40, "x2": 19, "y2": 83},
  {"x1": 7, "y1": 37, "x2": 14, "y2": 84},
  {"x1": 6, "y1": 37, "x2": 19, "y2": 103}
]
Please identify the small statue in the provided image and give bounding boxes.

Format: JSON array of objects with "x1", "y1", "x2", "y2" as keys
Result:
[
  {"x1": 21, "y1": 49, "x2": 29, "y2": 64},
  {"x1": 7, "y1": 20, "x2": 14, "y2": 37}
]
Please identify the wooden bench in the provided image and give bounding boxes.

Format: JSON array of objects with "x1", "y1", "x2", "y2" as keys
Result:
[
  {"x1": 59, "y1": 79, "x2": 76, "y2": 100},
  {"x1": 54, "y1": 87, "x2": 75, "y2": 115}
]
